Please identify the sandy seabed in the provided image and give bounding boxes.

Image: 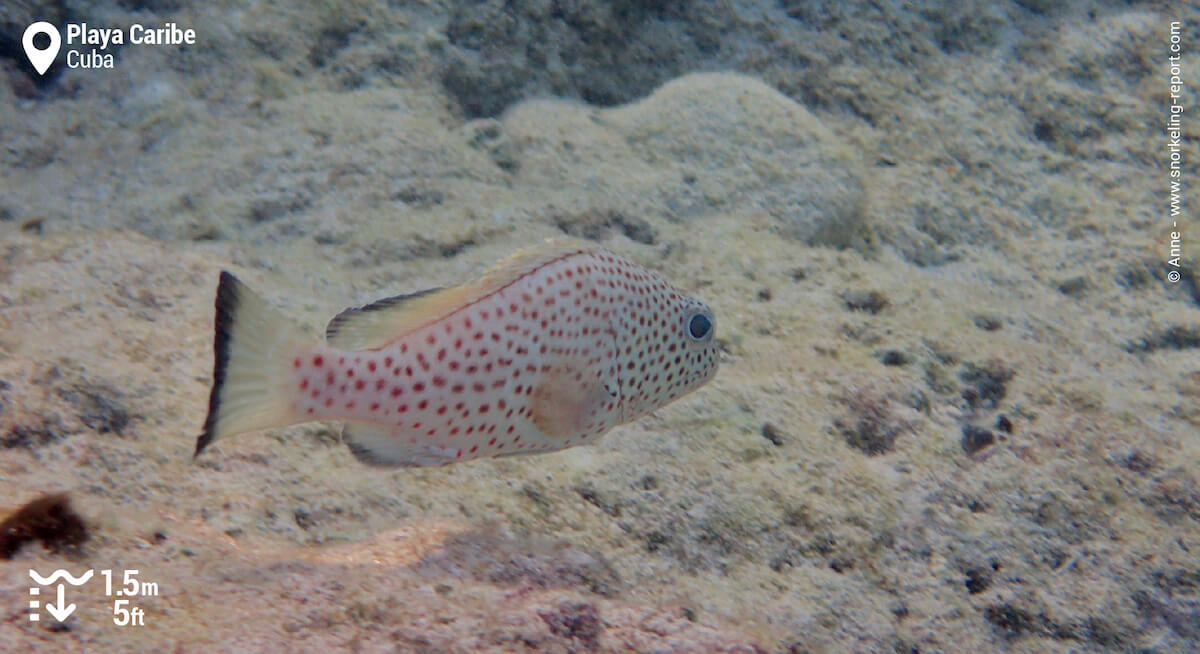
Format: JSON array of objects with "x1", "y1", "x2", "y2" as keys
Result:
[{"x1": 1, "y1": 1, "x2": 1198, "y2": 652}]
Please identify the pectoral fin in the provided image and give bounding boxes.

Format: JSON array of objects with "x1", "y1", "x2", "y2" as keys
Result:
[{"x1": 529, "y1": 364, "x2": 618, "y2": 439}]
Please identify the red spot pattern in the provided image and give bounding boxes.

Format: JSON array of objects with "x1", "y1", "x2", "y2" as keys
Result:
[{"x1": 288, "y1": 247, "x2": 717, "y2": 463}]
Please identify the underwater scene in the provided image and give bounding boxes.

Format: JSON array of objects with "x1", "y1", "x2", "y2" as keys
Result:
[{"x1": 0, "y1": 1, "x2": 1196, "y2": 652}]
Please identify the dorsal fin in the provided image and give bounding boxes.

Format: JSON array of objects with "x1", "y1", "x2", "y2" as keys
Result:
[
  {"x1": 324, "y1": 238, "x2": 599, "y2": 350},
  {"x1": 325, "y1": 288, "x2": 441, "y2": 349}
]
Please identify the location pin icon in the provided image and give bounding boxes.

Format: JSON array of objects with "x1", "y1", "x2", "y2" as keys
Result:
[{"x1": 22, "y1": 22, "x2": 61, "y2": 76}]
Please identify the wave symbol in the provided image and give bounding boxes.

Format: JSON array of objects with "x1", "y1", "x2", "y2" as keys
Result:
[{"x1": 29, "y1": 569, "x2": 94, "y2": 586}]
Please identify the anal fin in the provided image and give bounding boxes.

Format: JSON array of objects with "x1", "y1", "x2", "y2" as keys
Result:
[{"x1": 342, "y1": 422, "x2": 459, "y2": 467}]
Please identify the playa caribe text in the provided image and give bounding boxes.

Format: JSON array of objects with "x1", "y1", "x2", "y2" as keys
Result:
[{"x1": 65, "y1": 22, "x2": 195, "y2": 69}]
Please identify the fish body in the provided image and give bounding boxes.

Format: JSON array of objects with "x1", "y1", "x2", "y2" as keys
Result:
[{"x1": 197, "y1": 240, "x2": 719, "y2": 466}]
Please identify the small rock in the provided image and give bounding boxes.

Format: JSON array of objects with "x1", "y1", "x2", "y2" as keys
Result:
[
  {"x1": 877, "y1": 349, "x2": 912, "y2": 366},
  {"x1": 761, "y1": 422, "x2": 785, "y2": 446},
  {"x1": 959, "y1": 359, "x2": 1015, "y2": 409},
  {"x1": 836, "y1": 390, "x2": 908, "y2": 455},
  {"x1": 2, "y1": 419, "x2": 61, "y2": 449},
  {"x1": 961, "y1": 424, "x2": 996, "y2": 455},
  {"x1": 972, "y1": 314, "x2": 1002, "y2": 331},
  {"x1": 1126, "y1": 325, "x2": 1200, "y2": 353},
  {"x1": 21, "y1": 217, "x2": 45, "y2": 234},
  {"x1": 840, "y1": 289, "x2": 889, "y2": 314},
  {"x1": 0, "y1": 493, "x2": 88, "y2": 559},
  {"x1": 537, "y1": 601, "x2": 603, "y2": 647},
  {"x1": 56, "y1": 382, "x2": 132, "y2": 436},
  {"x1": 553, "y1": 208, "x2": 657, "y2": 245},
  {"x1": 1120, "y1": 449, "x2": 1156, "y2": 474},
  {"x1": 995, "y1": 414, "x2": 1013, "y2": 433},
  {"x1": 1057, "y1": 276, "x2": 1089, "y2": 296},
  {"x1": 983, "y1": 603, "x2": 1040, "y2": 641},
  {"x1": 829, "y1": 557, "x2": 853, "y2": 573},
  {"x1": 964, "y1": 566, "x2": 992, "y2": 594},
  {"x1": 294, "y1": 508, "x2": 316, "y2": 530},
  {"x1": 392, "y1": 186, "x2": 445, "y2": 209}
]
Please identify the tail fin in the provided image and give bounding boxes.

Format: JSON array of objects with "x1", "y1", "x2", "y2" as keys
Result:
[{"x1": 196, "y1": 271, "x2": 310, "y2": 458}]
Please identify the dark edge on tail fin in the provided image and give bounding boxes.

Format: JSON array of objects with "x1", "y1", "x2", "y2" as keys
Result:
[{"x1": 195, "y1": 271, "x2": 240, "y2": 458}]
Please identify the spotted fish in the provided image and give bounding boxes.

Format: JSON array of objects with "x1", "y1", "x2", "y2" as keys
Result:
[{"x1": 196, "y1": 240, "x2": 719, "y2": 466}]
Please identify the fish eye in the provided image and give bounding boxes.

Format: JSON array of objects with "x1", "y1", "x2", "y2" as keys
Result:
[{"x1": 687, "y1": 312, "x2": 713, "y2": 341}]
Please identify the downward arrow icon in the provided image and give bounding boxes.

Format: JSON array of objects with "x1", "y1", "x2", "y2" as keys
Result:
[{"x1": 44, "y1": 584, "x2": 75, "y2": 622}]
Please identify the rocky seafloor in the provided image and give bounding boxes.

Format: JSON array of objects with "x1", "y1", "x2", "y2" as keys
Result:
[{"x1": 1, "y1": 1, "x2": 1197, "y2": 652}]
